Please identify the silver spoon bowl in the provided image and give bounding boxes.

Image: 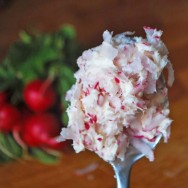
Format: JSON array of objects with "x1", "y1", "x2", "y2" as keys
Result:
[{"x1": 110, "y1": 134, "x2": 162, "y2": 188}]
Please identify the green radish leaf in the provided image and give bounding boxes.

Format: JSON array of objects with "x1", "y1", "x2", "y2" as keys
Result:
[
  {"x1": 0, "y1": 133, "x2": 13, "y2": 163},
  {"x1": 0, "y1": 150, "x2": 12, "y2": 163},
  {"x1": 29, "y1": 148, "x2": 59, "y2": 164},
  {"x1": 62, "y1": 111, "x2": 69, "y2": 126},
  {"x1": 60, "y1": 66, "x2": 75, "y2": 85},
  {"x1": 19, "y1": 31, "x2": 32, "y2": 43},
  {"x1": 5, "y1": 134, "x2": 23, "y2": 157},
  {"x1": 0, "y1": 133, "x2": 22, "y2": 161},
  {"x1": 59, "y1": 79, "x2": 71, "y2": 94},
  {"x1": 58, "y1": 66, "x2": 75, "y2": 98},
  {"x1": 61, "y1": 25, "x2": 76, "y2": 39}
]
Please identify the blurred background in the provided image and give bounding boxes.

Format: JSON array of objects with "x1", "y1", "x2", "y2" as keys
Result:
[{"x1": 0, "y1": 0, "x2": 188, "y2": 188}]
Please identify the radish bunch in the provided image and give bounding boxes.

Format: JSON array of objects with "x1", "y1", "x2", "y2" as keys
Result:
[
  {"x1": 0, "y1": 25, "x2": 80, "y2": 164},
  {"x1": 0, "y1": 80, "x2": 67, "y2": 151}
]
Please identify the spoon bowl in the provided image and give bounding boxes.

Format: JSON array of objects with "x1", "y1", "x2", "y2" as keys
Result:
[{"x1": 110, "y1": 134, "x2": 162, "y2": 188}]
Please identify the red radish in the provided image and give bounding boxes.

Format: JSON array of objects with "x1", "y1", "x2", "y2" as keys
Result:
[
  {"x1": 0, "y1": 91, "x2": 7, "y2": 106},
  {"x1": 47, "y1": 138, "x2": 69, "y2": 150},
  {"x1": 22, "y1": 113, "x2": 62, "y2": 147},
  {"x1": 23, "y1": 80, "x2": 56, "y2": 112},
  {"x1": 0, "y1": 104, "x2": 21, "y2": 132}
]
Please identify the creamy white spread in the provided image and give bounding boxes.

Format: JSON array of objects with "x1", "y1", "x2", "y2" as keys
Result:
[{"x1": 60, "y1": 27, "x2": 174, "y2": 162}]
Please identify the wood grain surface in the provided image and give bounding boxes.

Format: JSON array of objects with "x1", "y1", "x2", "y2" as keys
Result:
[{"x1": 0, "y1": 0, "x2": 188, "y2": 187}]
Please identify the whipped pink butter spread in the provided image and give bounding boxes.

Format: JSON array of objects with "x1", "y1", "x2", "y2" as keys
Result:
[{"x1": 60, "y1": 27, "x2": 174, "y2": 162}]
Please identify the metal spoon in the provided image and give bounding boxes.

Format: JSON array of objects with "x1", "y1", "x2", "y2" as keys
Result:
[
  {"x1": 110, "y1": 134, "x2": 162, "y2": 188},
  {"x1": 110, "y1": 75, "x2": 167, "y2": 188}
]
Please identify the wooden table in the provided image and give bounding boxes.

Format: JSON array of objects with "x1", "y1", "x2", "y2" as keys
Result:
[{"x1": 0, "y1": 0, "x2": 188, "y2": 187}]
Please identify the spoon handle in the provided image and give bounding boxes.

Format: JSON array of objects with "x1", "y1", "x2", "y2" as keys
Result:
[
  {"x1": 113, "y1": 162, "x2": 132, "y2": 188},
  {"x1": 110, "y1": 147, "x2": 144, "y2": 188}
]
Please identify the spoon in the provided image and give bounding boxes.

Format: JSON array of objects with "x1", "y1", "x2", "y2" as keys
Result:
[
  {"x1": 110, "y1": 134, "x2": 162, "y2": 188},
  {"x1": 110, "y1": 75, "x2": 167, "y2": 188}
]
